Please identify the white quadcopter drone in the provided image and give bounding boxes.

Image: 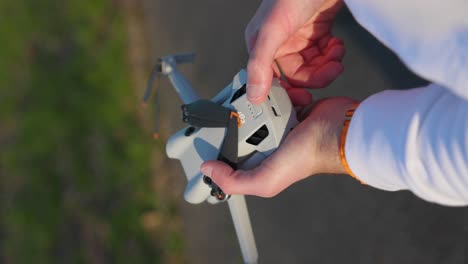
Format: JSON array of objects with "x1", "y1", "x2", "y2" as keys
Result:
[{"x1": 143, "y1": 53, "x2": 297, "y2": 264}]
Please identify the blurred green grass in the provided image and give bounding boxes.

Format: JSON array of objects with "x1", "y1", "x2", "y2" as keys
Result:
[{"x1": 0, "y1": 1, "x2": 180, "y2": 263}]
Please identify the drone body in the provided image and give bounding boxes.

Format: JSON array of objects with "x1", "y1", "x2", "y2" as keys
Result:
[
  {"x1": 166, "y1": 69, "x2": 298, "y2": 204},
  {"x1": 146, "y1": 54, "x2": 297, "y2": 264}
]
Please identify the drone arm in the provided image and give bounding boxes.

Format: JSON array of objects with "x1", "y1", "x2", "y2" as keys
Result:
[
  {"x1": 167, "y1": 66, "x2": 199, "y2": 104},
  {"x1": 211, "y1": 83, "x2": 233, "y2": 104},
  {"x1": 228, "y1": 195, "x2": 258, "y2": 264}
]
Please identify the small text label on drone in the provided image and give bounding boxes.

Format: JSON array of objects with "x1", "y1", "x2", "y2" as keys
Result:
[{"x1": 238, "y1": 112, "x2": 246, "y2": 124}]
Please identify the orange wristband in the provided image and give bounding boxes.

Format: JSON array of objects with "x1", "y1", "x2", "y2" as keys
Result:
[{"x1": 339, "y1": 103, "x2": 364, "y2": 183}]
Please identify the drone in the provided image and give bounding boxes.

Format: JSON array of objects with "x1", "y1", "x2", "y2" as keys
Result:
[{"x1": 143, "y1": 53, "x2": 297, "y2": 264}]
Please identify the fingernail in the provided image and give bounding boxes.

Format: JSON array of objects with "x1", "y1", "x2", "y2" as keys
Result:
[
  {"x1": 247, "y1": 84, "x2": 263, "y2": 103},
  {"x1": 201, "y1": 165, "x2": 213, "y2": 177}
]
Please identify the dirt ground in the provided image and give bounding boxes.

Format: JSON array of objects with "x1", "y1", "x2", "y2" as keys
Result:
[{"x1": 143, "y1": 1, "x2": 468, "y2": 263}]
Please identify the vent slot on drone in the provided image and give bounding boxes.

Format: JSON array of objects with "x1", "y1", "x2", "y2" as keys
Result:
[
  {"x1": 246, "y1": 125, "x2": 269, "y2": 146},
  {"x1": 230, "y1": 84, "x2": 247, "y2": 103},
  {"x1": 271, "y1": 106, "x2": 279, "y2": 116}
]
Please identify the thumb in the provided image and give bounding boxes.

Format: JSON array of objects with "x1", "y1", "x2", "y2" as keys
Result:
[
  {"x1": 246, "y1": 14, "x2": 289, "y2": 104},
  {"x1": 200, "y1": 111, "x2": 323, "y2": 196},
  {"x1": 200, "y1": 159, "x2": 283, "y2": 198}
]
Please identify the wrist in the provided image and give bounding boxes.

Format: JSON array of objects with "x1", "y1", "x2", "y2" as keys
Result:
[
  {"x1": 339, "y1": 103, "x2": 362, "y2": 182},
  {"x1": 306, "y1": 97, "x2": 358, "y2": 176},
  {"x1": 329, "y1": 100, "x2": 358, "y2": 175}
]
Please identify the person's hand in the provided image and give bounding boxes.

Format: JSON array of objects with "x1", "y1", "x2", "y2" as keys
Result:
[
  {"x1": 201, "y1": 97, "x2": 358, "y2": 197},
  {"x1": 245, "y1": 0, "x2": 345, "y2": 105}
]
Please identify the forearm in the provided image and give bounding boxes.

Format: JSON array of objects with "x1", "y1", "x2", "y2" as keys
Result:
[
  {"x1": 345, "y1": 84, "x2": 468, "y2": 206},
  {"x1": 344, "y1": 0, "x2": 468, "y2": 100}
]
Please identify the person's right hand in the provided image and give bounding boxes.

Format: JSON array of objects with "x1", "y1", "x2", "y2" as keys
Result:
[
  {"x1": 201, "y1": 97, "x2": 358, "y2": 197},
  {"x1": 245, "y1": 0, "x2": 345, "y2": 105}
]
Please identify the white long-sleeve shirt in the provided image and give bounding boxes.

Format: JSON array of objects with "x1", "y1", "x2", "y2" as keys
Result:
[{"x1": 343, "y1": 0, "x2": 468, "y2": 206}]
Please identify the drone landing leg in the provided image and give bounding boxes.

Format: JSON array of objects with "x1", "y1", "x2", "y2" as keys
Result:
[{"x1": 228, "y1": 195, "x2": 258, "y2": 264}]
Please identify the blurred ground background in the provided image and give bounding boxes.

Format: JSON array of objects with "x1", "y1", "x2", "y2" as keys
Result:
[
  {"x1": 1, "y1": 1, "x2": 467, "y2": 264},
  {"x1": 0, "y1": 1, "x2": 182, "y2": 263}
]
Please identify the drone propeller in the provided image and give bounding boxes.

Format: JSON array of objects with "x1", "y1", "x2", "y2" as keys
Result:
[
  {"x1": 143, "y1": 53, "x2": 195, "y2": 97},
  {"x1": 142, "y1": 62, "x2": 161, "y2": 104},
  {"x1": 170, "y1": 53, "x2": 195, "y2": 65},
  {"x1": 142, "y1": 61, "x2": 162, "y2": 139},
  {"x1": 181, "y1": 99, "x2": 232, "y2": 127},
  {"x1": 142, "y1": 53, "x2": 198, "y2": 140}
]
